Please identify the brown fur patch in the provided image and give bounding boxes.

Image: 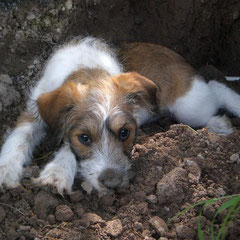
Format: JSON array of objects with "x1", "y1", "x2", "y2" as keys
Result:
[
  {"x1": 112, "y1": 72, "x2": 158, "y2": 112},
  {"x1": 67, "y1": 111, "x2": 102, "y2": 159},
  {"x1": 66, "y1": 68, "x2": 110, "y2": 86},
  {"x1": 106, "y1": 112, "x2": 137, "y2": 152},
  {"x1": 37, "y1": 81, "x2": 84, "y2": 129},
  {"x1": 119, "y1": 43, "x2": 197, "y2": 108},
  {"x1": 16, "y1": 111, "x2": 35, "y2": 126}
]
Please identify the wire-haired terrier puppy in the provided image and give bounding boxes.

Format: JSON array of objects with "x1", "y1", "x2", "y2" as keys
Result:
[{"x1": 0, "y1": 37, "x2": 239, "y2": 195}]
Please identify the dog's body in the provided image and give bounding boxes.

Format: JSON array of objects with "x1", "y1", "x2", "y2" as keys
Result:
[
  {"x1": 0, "y1": 37, "x2": 239, "y2": 195},
  {"x1": 120, "y1": 43, "x2": 240, "y2": 134}
]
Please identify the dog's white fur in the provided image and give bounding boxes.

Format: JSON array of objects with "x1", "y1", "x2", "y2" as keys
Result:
[
  {"x1": 0, "y1": 37, "x2": 239, "y2": 194},
  {"x1": 168, "y1": 77, "x2": 236, "y2": 135}
]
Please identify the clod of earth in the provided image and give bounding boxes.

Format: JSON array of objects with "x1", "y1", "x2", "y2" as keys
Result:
[
  {"x1": 105, "y1": 219, "x2": 123, "y2": 237},
  {"x1": 157, "y1": 167, "x2": 188, "y2": 204}
]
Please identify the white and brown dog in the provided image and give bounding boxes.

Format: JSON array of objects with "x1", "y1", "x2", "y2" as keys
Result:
[{"x1": 0, "y1": 37, "x2": 239, "y2": 195}]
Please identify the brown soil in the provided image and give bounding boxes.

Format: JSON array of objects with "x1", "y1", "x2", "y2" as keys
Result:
[{"x1": 0, "y1": 1, "x2": 240, "y2": 239}]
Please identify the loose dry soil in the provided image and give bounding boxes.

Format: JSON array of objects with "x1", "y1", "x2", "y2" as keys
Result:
[{"x1": 0, "y1": 1, "x2": 240, "y2": 239}]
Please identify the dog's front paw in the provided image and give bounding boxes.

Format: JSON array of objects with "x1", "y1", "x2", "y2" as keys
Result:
[
  {"x1": 0, "y1": 161, "x2": 22, "y2": 188},
  {"x1": 33, "y1": 163, "x2": 74, "y2": 195}
]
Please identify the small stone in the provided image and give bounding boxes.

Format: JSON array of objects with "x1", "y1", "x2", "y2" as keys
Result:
[
  {"x1": 142, "y1": 229, "x2": 151, "y2": 237},
  {"x1": 208, "y1": 132, "x2": 220, "y2": 144},
  {"x1": 229, "y1": 153, "x2": 239, "y2": 163},
  {"x1": 76, "y1": 206, "x2": 85, "y2": 218},
  {"x1": 105, "y1": 219, "x2": 123, "y2": 237},
  {"x1": 48, "y1": 214, "x2": 56, "y2": 224},
  {"x1": 216, "y1": 187, "x2": 226, "y2": 197},
  {"x1": 166, "y1": 231, "x2": 177, "y2": 239},
  {"x1": 147, "y1": 195, "x2": 158, "y2": 204},
  {"x1": 164, "y1": 206, "x2": 170, "y2": 212},
  {"x1": 0, "y1": 102, "x2": 2, "y2": 112},
  {"x1": 0, "y1": 81, "x2": 21, "y2": 107},
  {"x1": 19, "y1": 225, "x2": 31, "y2": 231},
  {"x1": 26, "y1": 12, "x2": 36, "y2": 21},
  {"x1": 188, "y1": 173, "x2": 200, "y2": 184},
  {"x1": 185, "y1": 159, "x2": 201, "y2": 184},
  {"x1": 7, "y1": 228, "x2": 19, "y2": 240},
  {"x1": 55, "y1": 205, "x2": 73, "y2": 222},
  {"x1": 29, "y1": 228, "x2": 38, "y2": 237},
  {"x1": 81, "y1": 181, "x2": 93, "y2": 194},
  {"x1": 82, "y1": 213, "x2": 105, "y2": 224},
  {"x1": 44, "y1": 18, "x2": 51, "y2": 27},
  {"x1": 34, "y1": 191, "x2": 58, "y2": 219},
  {"x1": 175, "y1": 224, "x2": 195, "y2": 239},
  {"x1": 144, "y1": 237, "x2": 155, "y2": 240},
  {"x1": 101, "y1": 194, "x2": 115, "y2": 206},
  {"x1": 157, "y1": 166, "x2": 163, "y2": 171},
  {"x1": 145, "y1": 185, "x2": 155, "y2": 195},
  {"x1": 135, "y1": 191, "x2": 147, "y2": 202},
  {"x1": 135, "y1": 176, "x2": 144, "y2": 183},
  {"x1": 138, "y1": 202, "x2": 148, "y2": 215},
  {"x1": 157, "y1": 167, "x2": 188, "y2": 204},
  {"x1": 0, "y1": 74, "x2": 13, "y2": 85},
  {"x1": 149, "y1": 216, "x2": 168, "y2": 236},
  {"x1": 159, "y1": 238, "x2": 168, "y2": 240},
  {"x1": 78, "y1": 218, "x2": 90, "y2": 228},
  {"x1": 69, "y1": 190, "x2": 84, "y2": 203},
  {"x1": 15, "y1": 30, "x2": 24, "y2": 39},
  {"x1": 27, "y1": 65, "x2": 35, "y2": 69},
  {"x1": 134, "y1": 221, "x2": 143, "y2": 230},
  {"x1": 65, "y1": 0, "x2": 73, "y2": 10},
  {"x1": 0, "y1": 206, "x2": 6, "y2": 223},
  {"x1": 23, "y1": 166, "x2": 33, "y2": 178}
]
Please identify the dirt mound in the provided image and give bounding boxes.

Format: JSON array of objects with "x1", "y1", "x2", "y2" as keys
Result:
[{"x1": 0, "y1": 124, "x2": 240, "y2": 239}]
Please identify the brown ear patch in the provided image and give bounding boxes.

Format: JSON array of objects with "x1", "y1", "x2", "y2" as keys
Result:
[
  {"x1": 37, "y1": 81, "x2": 84, "y2": 129},
  {"x1": 112, "y1": 72, "x2": 158, "y2": 108}
]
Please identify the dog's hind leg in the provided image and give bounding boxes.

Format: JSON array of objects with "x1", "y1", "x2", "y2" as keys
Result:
[
  {"x1": 0, "y1": 110, "x2": 46, "y2": 188},
  {"x1": 168, "y1": 76, "x2": 234, "y2": 135}
]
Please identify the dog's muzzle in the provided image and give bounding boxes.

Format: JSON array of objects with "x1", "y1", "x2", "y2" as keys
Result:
[{"x1": 98, "y1": 168, "x2": 125, "y2": 189}]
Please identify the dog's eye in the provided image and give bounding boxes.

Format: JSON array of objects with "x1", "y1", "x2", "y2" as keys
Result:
[
  {"x1": 119, "y1": 128, "x2": 130, "y2": 141},
  {"x1": 78, "y1": 134, "x2": 92, "y2": 145}
]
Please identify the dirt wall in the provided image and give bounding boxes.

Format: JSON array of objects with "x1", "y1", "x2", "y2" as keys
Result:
[{"x1": 0, "y1": 0, "x2": 239, "y2": 76}]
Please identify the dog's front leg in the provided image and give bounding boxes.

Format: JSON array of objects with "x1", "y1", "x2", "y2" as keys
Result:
[
  {"x1": 0, "y1": 112, "x2": 46, "y2": 188},
  {"x1": 34, "y1": 143, "x2": 77, "y2": 195}
]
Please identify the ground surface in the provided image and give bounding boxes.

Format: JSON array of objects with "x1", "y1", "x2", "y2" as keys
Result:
[{"x1": 0, "y1": 1, "x2": 240, "y2": 239}]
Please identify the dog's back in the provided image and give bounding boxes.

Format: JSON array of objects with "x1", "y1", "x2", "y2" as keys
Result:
[{"x1": 31, "y1": 37, "x2": 122, "y2": 102}]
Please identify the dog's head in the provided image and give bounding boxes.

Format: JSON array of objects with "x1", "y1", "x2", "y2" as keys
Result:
[{"x1": 37, "y1": 68, "x2": 157, "y2": 193}]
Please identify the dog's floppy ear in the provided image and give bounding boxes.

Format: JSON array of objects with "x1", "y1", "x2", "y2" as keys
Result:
[
  {"x1": 113, "y1": 72, "x2": 158, "y2": 108},
  {"x1": 37, "y1": 81, "x2": 83, "y2": 129}
]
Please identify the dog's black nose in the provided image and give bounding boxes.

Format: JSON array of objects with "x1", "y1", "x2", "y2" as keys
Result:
[{"x1": 98, "y1": 168, "x2": 123, "y2": 188}]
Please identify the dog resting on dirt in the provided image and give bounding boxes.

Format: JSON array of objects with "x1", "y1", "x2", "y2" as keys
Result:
[{"x1": 0, "y1": 37, "x2": 239, "y2": 195}]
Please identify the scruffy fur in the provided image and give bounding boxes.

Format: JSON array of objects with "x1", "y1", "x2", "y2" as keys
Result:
[
  {"x1": 0, "y1": 37, "x2": 157, "y2": 195},
  {"x1": 0, "y1": 37, "x2": 239, "y2": 195}
]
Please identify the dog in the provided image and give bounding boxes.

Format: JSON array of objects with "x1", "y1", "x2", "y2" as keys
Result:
[
  {"x1": 119, "y1": 42, "x2": 240, "y2": 135},
  {"x1": 0, "y1": 37, "x2": 239, "y2": 196},
  {"x1": 0, "y1": 37, "x2": 155, "y2": 195}
]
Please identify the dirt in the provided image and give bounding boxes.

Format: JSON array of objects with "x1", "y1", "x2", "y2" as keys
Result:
[{"x1": 0, "y1": 1, "x2": 240, "y2": 239}]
